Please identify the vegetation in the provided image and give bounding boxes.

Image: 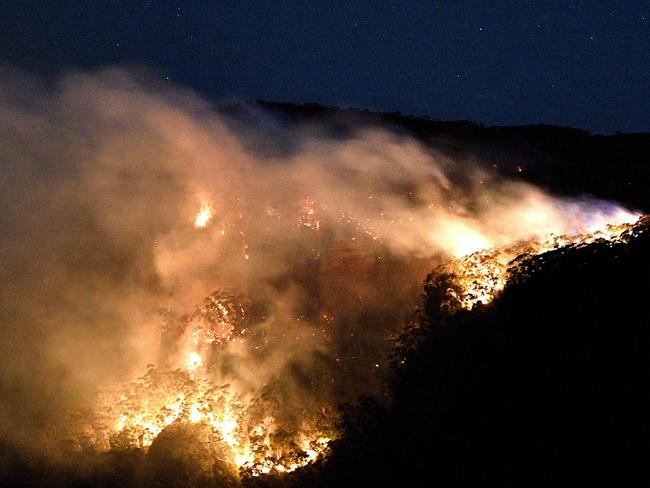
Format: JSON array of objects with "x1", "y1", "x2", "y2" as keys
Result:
[
  {"x1": 2, "y1": 106, "x2": 648, "y2": 486},
  {"x1": 280, "y1": 216, "x2": 649, "y2": 486}
]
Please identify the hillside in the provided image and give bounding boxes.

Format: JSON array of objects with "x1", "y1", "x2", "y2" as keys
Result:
[
  {"x1": 279, "y1": 215, "x2": 650, "y2": 486},
  {"x1": 1, "y1": 105, "x2": 648, "y2": 488},
  {"x1": 220, "y1": 101, "x2": 650, "y2": 212}
]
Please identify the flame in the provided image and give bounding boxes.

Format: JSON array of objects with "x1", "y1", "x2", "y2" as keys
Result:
[
  {"x1": 94, "y1": 366, "x2": 334, "y2": 476},
  {"x1": 194, "y1": 203, "x2": 213, "y2": 228},
  {"x1": 431, "y1": 217, "x2": 641, "y2": 312},
  {"x1": 75, "y1": 289, "x2": 334, "y2": 478},
  {"x1": 185, "y1": 352, "x2": 203, "y2": 371},
  {"x1": 440, "y1": 221, "x2": 492, "y2": 257}
]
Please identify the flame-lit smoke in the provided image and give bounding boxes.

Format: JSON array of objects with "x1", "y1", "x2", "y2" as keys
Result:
[{"x1": 0, "y1": 66, "x2": 640, "y2": 481}]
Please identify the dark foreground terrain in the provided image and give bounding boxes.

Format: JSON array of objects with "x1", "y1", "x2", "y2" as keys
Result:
[
  {"x1": 283, "y1": 215, "x2": 648, "y2": 487},
  {"x1": 2, "y1": 106, "x2": 649, "y2": 486}
]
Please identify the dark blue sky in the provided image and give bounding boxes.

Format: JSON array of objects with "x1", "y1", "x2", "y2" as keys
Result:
[{"x1": 2, "y1": 1, "x2": 648, "y2": 133}]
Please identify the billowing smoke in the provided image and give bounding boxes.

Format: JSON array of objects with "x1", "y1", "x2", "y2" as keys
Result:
[{"x1": 0, "y1": 67, "x2": 638, "y2": 476}]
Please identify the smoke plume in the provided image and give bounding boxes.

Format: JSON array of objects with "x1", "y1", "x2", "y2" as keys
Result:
[{"x1": 0, "y1": 66, "x2": 638, "y2": 474}]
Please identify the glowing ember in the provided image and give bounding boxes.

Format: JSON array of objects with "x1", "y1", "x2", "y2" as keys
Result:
[
  {"x1": 299, "y1": 196, "x2": 320, "y2": 229},
  {"x1": 189, "y1": 290, "x2": 248, "y2": 345}
]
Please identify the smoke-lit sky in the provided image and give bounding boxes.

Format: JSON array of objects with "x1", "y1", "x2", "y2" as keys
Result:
[{"x1": 2, "y1": 0, "x2": 648, "y2": 133}]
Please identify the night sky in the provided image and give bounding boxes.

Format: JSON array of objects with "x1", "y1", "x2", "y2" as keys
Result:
[{"x1": 2, "y1": 1, "x2": 648, "y2": 133}]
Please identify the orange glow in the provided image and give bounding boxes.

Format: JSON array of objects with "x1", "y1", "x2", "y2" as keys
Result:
[{"x1": 194, "y1": 203, "x2": 213, "y2": 228}]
